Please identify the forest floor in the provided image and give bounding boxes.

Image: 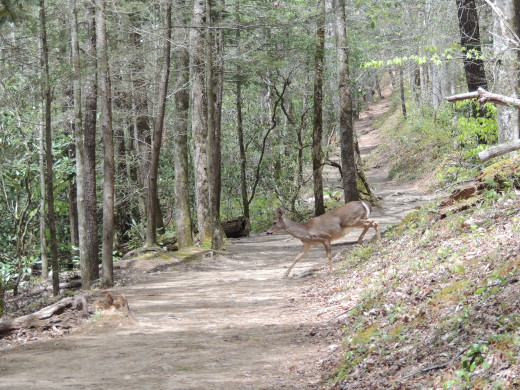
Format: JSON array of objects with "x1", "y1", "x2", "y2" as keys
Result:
[{"x1": 0, "y1": 87, "x2": 441, "y2": 389}]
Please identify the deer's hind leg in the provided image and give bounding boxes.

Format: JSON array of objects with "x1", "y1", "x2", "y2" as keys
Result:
[
  {"x1": 356, "y1": 220, "x2": 381, "y2": 244},
  {"x1": 322, "y1": 240, "x2": 333, "y2": 271}
]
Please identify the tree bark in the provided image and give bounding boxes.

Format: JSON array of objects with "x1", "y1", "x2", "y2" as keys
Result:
[
  {"x1": 146, "y1": 2, "x2": 172, "y2": 247},
  {"x1": 478, "y1": 140, "x2": 520, "y2": 161},
  {"x1": 190, "y1": 0, "x2": 211, "y2": 243},
  {"x1": 96, "y1": 0, "x2": 114, "y2": 287},
  {"x1": 399, "y1": 67, "x2": 407, "y2": 119},
  {"x1": 333, "y1": 0, "x2": 359, "y2": 203},
  {"x1": 37, "y1": 19, "x2": 48, "y2": 280},
  {"x1": 84, "y1": 3, "x2": 100, "y2": 281},
  {"x1": 312, "y1": 0, "x2": 325, "y2": 217},
  {"x1": 70, "y1": 0, "x2": 91, "y2": 287},
  {"x1": 40, "y1": 0, "x2": 59, "y2": 296},
  {"x1": 235, "y1": 1, "x2": 249, "y2": 221},
  {"x1": 445, "y1": 87, "x2": 520, "y2": 108},
  {"x1": 456, "y1": 0, "x2": 488, "y2": 92},
  {"x1": 206, "y1": 0, "x2": 224, "y2": 250},
  {"x1": 173, "y1": 0, "x2": 193, "y2": 249},
  {"x1": 492, "y1": 0, "x2": 520, "y2": 141}
]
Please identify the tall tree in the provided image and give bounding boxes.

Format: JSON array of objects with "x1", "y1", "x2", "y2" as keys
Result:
[
  {"x1": 206, "y1": 0, "x2": 224, "y2": 249},
  {"x1": 235, "y1": 1, "x2": 249, "y2": 221},
  {"x1": 39, "y1": 0, "x2": 59, "y2": 295},
  {"x1": 173, "y1": 0, "x2": 193, "y2": 248},
  {"x1": 190, "y1": 0, "x2": 211, "y2": 243},
  {"x1": 69, "y1": 0, "x2": 91, "y2": 287},
  {"x1": 333, "y1": 0, "x2": 359, "y2": 203},
  {"x1": 96, "y1": 0, "x2": 114, "y2": 287},
  {"x1": 83, "y1": 2, "x2": 100, "y2": 280},
  {"x1": 312, "y1": 0, "x2": 325, "y2": 216},
  {"x1": 455, "y1": 0, "x2": 487, "y2": 92},
  {"x1": 146, "y1": 0, "x2": 172, "y2": 246},
  {"x1": 490, "y1": 0, "x2": 520, "y2": 141}
]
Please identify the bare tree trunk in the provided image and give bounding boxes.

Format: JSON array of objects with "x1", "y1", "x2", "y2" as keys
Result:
[
  {"x1": 96, "y1": 0, "x2": 114, "y2": 287},
  {"x1": 214, "y1": 0, "x2": 225, "y2": 214},
  {"x1": 333, "y1": 0, "x2": 359, "y2": 203},
  {"x1": 312, "y1": 0, "x2": 325, "y2": 217},
  {"x1": 206, "y1": 0, "x2": 224, "y2": 249},
  {"x1": 37, "y1": 24, "x2": 48, "y2": 280},
  {"x1": 492, "y1": 0, "x2": 520, "y2": 141},
  {"x1": 190, "y1": 0, "x2": 211, "y2": 243},
  {"x1": 455, "y1": 0, "x2": 487, "y2": 92},
  {"x1": 83, "y1": 4, "x2": 100, "y2": 281},
  {"x1": 235, "y1": 1, "x2": 249, "y2": 221},
  {"x1": 400, "y1": 67, "x2": 407, "y2": 119},
  {"x1": 146, "y1": 1, "x2": 172, "y2": 246},
  {"x1": 173, "y1": 0, "x2": 193, "y2": 249},
  {"x1": 40, "y1": 0, "x2": 59, "y2": 295},
  {"x1": 70, "y1": 0, "x2": 91, "y2": 287}
]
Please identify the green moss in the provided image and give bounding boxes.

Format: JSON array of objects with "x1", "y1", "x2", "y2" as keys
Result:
[
  {"x1": 172, "y1": 247, "x2": 212, "y2": 263},
  {"x1": 432, "y1": 279, "x2": 472, "y2": 304},
  {"x1": 352, "y1": 323, "x2": 380, "y2": 345}
]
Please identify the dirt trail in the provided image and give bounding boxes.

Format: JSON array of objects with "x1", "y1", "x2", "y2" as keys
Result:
[{"x1": 0, "y1": 88, "x2": 437, "y2": 390}]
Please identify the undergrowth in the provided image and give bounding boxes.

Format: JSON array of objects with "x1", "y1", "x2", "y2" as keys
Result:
[
  {"x1": 331, "y1": 153, "x2": 520, "y2": 388},
  {"x1": 371, "y1": 99, "x2": 499, "y2": 191}
]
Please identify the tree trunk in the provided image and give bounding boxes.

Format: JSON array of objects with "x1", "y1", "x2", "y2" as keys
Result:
[
  {"x1": 214, "y1": 0, "x2": 225, "y2": 214},
  {"x1": 38, "y1": 24, "x2": 48, "y2": 280},
  {"x1": 146, "y1": 1, "x2": 172, "y2": 247},
  {"x1": 333, "y1": 0, "x2": 359, "y2": 203},
  {"x1": 312, "y1": 0, "x2": 325, "y2": 217},
  {"x1": 173, "y1": 0, "x2": 193, "y2": 249},
  {"x1": 399, "y1": 67, "x2": 407, "y2": 119},
  {"x1": 70, "y1": 0, "x2": 91, "y2": 287},
  {"x1": 492, "y1": 0, "x2": 520, "y2": 141},
  {"x1": 40, "y1": 0, "x2": 59, "y2": 296},
  {"x1": 96, "y1": 0, "x2": 114, "y2": 288},
  {"x1": 235, "y1": 1, "x2": 249, "y2": 221},
  {"x1": 190, "y1": 0, "x2": 211, "y2": 243},
  {"x1": 455, "y1": 0, "x2": 488, "y2": 92},
  {"x1": 206, "y1": 0, "x2": 224, "y2": 250},
  {"x1": 83, "y1": 3, "x2": 100, "y2": 282}
]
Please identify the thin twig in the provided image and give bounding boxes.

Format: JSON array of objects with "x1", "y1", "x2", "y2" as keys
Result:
[{"x1": 401, "y1": 347, "x2": 469, "y2": 380}]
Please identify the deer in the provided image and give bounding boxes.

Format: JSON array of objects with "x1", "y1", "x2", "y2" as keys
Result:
[{"x1": 266, "y1": 200, "x2": 381, "y2": 277}]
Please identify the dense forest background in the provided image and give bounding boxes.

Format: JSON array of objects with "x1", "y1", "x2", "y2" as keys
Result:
[{"x1": 1, "y1": 0, "x2": 519, "y2": 299}]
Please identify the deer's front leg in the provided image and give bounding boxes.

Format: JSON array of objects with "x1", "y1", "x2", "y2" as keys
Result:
[{"x1": 285, "y1": 243, "x2": 313, "y2": 277}]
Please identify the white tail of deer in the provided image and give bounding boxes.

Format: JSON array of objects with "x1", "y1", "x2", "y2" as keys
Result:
[{"x1": 266, "y1": 200, "x2": 381, "y2": 277}]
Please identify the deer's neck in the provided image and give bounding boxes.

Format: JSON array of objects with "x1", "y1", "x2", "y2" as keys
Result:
[{"x1": 283, "y1": 217, "x2": 311, "y2": 241}]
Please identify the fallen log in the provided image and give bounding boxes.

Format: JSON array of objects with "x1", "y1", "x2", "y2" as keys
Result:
[
  {"x1": 445, "y1": 87, "x2": 520, "y2": 108},
  {"x1": 222, "y1": 216, "x2": 251, "y2": 238},
  {"x1": 0, "y1": 296, "x2": 87, "y2": 335},
  {"x1": 478, "y1": 140, "x2": 520, "y2": 162}
]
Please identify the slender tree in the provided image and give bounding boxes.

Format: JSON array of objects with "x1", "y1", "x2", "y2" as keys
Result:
[
  {"x1": 146, "y1": 0, "x2": 172, "y2": 246},
  {"x1": 69, "y1": 0, "x2": 91, "y2": 287},
  {"x1": 333, "y1": 0, "x2": 359, "y2": 203},
  {"x1": 96, "y1": 0, "x2": 114, "y2": 287},
  {"x1": 206, "y1": 0, "x2": 224, "y2": 249},
  {"x1": 190, "y1": 0, "x2": 211, "y2": 243},
  {"x1": 83, "y1": 2, "x2": 100, "y2": 280},
  {"x1": 39, "y1": 0, "x2": 59, "y2": 295},
  {"x1": 173, "y1": 0, "x2": 193, "y2": 248},
  {"x1": 312, "y1": 0, "x2": 325, "y2": 216}
]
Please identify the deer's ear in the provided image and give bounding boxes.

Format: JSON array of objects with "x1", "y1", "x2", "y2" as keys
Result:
[{"x1": 277, "y1": 207, "x2": 285, "y2": 216}]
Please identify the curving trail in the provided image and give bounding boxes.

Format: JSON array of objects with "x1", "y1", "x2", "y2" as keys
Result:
[{"x1": 0, "y1": 88, "x2": 435, "y2": 390}]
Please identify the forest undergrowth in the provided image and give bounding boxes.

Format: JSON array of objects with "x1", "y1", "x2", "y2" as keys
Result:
[{"x1": 318, "y1": 100, "x2": 520, "y2": 389}]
